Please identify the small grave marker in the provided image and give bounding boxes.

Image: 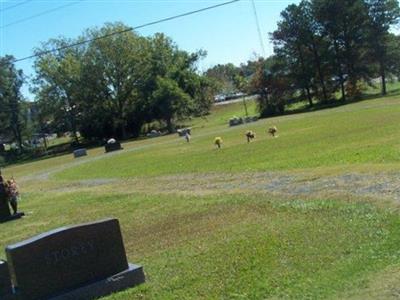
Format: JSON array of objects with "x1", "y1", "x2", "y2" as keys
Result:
[{"x1": 73, "y1": 148, "x2": 87, "y2": 158}]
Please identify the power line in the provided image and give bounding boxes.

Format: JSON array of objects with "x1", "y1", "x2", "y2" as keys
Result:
[
  {"x1": 0, "y1": 0, "x2": 34, "y2": 12},
  {"x1": 250, "y1": 0, "x2": 266, "y2": 57},
  {"x1": 12, "y1": 0, "x2": 241, "y2": 63},
  {"x1": 1, "y1": 0, "x2": 85, "y2": 29}
]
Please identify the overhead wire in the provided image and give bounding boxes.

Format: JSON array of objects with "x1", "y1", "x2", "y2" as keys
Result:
[
  {"x1": 11, "y1": 0, "x2": 241, "y2": 63},
  {"x1": 0, "y1": 0, "x2": 34, "y2": 12},
  {"x1": 1, "y1": 0, "x2": 86, "y2": 29}
]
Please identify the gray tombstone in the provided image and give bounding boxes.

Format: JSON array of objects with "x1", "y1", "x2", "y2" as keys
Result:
[
  {"x1": 229, "y1": 117, "x2": 243, "y2": 127},
  {"x1": 73, "y1": 148, "x2": 87, "y2": 158},
  {"x1": 5, "y1": 218, "x2": 144, "y2": 300}
]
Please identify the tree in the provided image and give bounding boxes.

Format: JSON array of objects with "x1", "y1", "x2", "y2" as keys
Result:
[
  {"x1": 205, "y1": 63, "x2": 240, "y2": 94},
  {"x1": 250, "y1": 57, "x2": 292, "y2": 117},
  {"x1": 0, "y1": 56, "x2": 25, "y2": 150},
  {"x1": 81, "y1": 23, "x2": 150, "y2": 139},
  {"x1": 143, "y1": 33, "x2": 210, "y2": 132},
  {"x1": 386, "y1": 34, "x2": 400, "y2": 78},
  {"x1": 189, "y1": 75, "x2": 216, "y2": 118},
  {"x1": 313, "y1": 0, "x2": 370, "y2": 100},
  {"x1": 299, "y1": 1, "x2": 332, "y2": 102},
  {"x1": 33, "y1": 23, "x2": 211, "y2": 140},
  {"x1": 271, "y1": 1, "x2": 337, "y2": 106},
  {"x1": 366, "y1": 0, "x2": 400, "y2": 95},
  {"x1": 34, "y1": 23, "x2": 151, "y2": 140},
  {"x1": 32, "y1": 38, "x2": 85, "y2": 143},
  {"x1": 151, "y1": 77, "x2": 192, "y2": 132},
  {"x1": 272, "y1": 3, "x2": 316, "y2": 106}
]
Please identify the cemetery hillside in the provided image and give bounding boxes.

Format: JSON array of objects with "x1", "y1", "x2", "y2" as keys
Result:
[
  {"x1": 2, "y1": 0, "x2": 400, "y2": 298},
  {"x1": 1, "y1": 82, "x2": 400, "y2": 298}
]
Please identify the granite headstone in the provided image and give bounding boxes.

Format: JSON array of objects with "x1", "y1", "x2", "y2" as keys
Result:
[{"x1": 5, "y1": 218, "x2": 144, "y2": 300}]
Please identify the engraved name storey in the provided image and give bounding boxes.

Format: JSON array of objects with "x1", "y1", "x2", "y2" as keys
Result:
[{"x1": 6, "y1": 218, "x2": 129, "y2": 300}]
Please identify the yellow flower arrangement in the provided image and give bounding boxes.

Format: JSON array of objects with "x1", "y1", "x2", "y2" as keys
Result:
[
  {"x1": 214, "y1": 137, "x2": 223, "y2": 148},
  {"x1": 245, "y1": 130, "x2": 256, "y2": 142}
]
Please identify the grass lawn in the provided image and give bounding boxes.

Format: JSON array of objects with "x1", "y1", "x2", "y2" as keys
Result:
[
  {"x1": 56, "y1": 92, "x2": 400, "y2": 180},
  {"x1": 2, "y1": 84, "x2": 400, "y2": 299}
]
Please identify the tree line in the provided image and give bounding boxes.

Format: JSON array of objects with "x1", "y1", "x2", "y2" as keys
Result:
[{"x1": 250, "y1": 0, "x2": 400, "y2": 117}]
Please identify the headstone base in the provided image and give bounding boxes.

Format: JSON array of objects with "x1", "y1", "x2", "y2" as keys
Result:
[
  {"x1": 50, "y1": 263, "x2": 144, "y2": 300},
  {"x1": 3, "y1": 264, "x2": 144, "y2": 300},
  {"x1": 0, "y1": 212, "x2": 24, "y2": 223}
]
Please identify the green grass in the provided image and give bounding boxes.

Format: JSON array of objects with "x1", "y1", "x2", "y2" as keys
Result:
[
  {"x1": 55, "y1": 94, "x2": 400, "y2": 180},
  {"x1": 2, "y1": 191, "x2": 400, "y2": 299},
  {"x1": 2, "y1": 83, "x2": 400, "y2": 299}
]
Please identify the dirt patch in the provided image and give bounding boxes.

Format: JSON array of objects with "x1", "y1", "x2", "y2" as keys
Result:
[
  {"x1": 49, "y1": 171, "x2": 400, "y2": 202},
  {"x1": 143, "y1": 172, "x2": 400, "y2": 200}
]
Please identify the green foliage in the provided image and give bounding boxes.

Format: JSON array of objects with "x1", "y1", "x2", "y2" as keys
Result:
[
  {"x1": 33, "y1": 23, "x2": 212, "y2": 140},
  {"x1": 272, "y1": 1, "x2": 332, "y2": 104},
  {"x1": 250, "y1": 57, "x2": 290, "y2": 117},
  {"x1": 151, "y1": 76, "x2": 192, "y2": 132},
  {"x1": 204, "y1": 63, "x2": 241, "y2": 94},
  {"x1": 366, "y1": 0, "x2": 400, "y2": 94},
  {"x1": 265, "y1": 0, "x2": 400, "y2": 112},
  {"x1": 204, "y1": 61, "x2": 257, "y2": 96},
  {"x1": 0, "y1": 55, "x2": 25, "y2": 149},
  {"x1": 32, "y1": 38, "x2": 85, "y2": 141},
  {"x1": 386, "y1": 34, "x2": 400, "y2": 78}
]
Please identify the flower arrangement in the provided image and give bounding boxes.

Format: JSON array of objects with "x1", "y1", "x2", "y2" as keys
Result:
[
  {"x1": 268, "y1": 126, "x2": 278, "y2": 137},
  {"x1": 214, "y1": 137, "x2": 223, "y2": 148},
  {"x1": 245, "y1": 130, "x2": 256, "y2": 143}
]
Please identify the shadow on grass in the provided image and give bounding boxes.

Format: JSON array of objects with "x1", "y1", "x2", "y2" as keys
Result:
[
  {"x1": 0, "y1": 139, "x2": 104, "y2": 168},
  {"x1": 279, "y1": 85, "x2": 400, "y2": 118},
  {"x1": 1, "y1": 132, "x2": 173, "y2": 168}
]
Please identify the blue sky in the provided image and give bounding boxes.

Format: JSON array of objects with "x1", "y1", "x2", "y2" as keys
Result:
[{"x1": 0, "y1": 0, "x2": 298, "y2": 98}]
